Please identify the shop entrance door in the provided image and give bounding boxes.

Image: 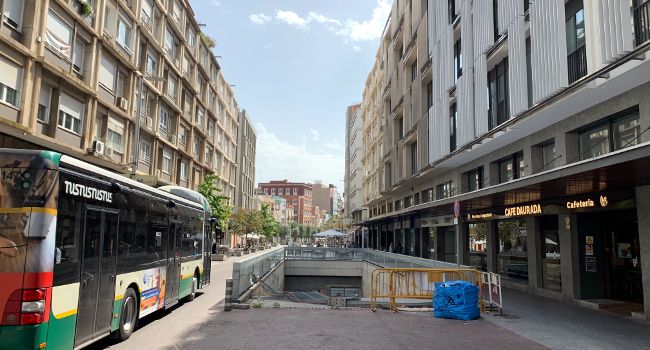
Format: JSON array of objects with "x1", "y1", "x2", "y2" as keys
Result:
[{"x1": 579, "y1": 210, "x2": 643, "y2": 304}]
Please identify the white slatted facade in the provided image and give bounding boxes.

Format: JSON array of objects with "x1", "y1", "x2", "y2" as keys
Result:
[
  {"x1": 530, "y1": 0, "x2": 568, "y2": 104},
  {"x1": 473, "y1": 53, "x2": 489, "y2": 136},
  {"x1": 506, "y1": 1, "x2": 528, "y2": 117},
  {"x1": 472, "y1": 0, "x2": 495, "y2": 55},
  {"x1": 595, "y1": 0, "x2": 634, "y2": 65},
  {"x1": 457, "y1": 0, "x2": 475, "y2": 147}
]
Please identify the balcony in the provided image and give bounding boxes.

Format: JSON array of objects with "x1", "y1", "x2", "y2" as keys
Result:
[
  {"x1": 634, "y1": 0, "x2": 650, "y2": 46},
  {"x1": 567, "y1": 45, "x2": 587, "y2": 84},
  {"x1": 141, "y1": 10, "x2": 153, "y2": 32}
]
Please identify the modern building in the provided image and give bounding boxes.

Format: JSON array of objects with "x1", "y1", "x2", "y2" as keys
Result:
[
  {"x1": 0, "y1": 0, "x2": 240, "y2": 205},
  {"x1": 235, "y1": 109, "x2": 256, "y2": 210},
  {"x1": 344, "y1": 104, "x2": 366, "y2": 225},
  {"x1": 312, "y1": 180, "x2": 338, "y2": 216},
  {"x1": 258, "y1": 180, "x2": 319, "y2": 226},
  {"x1": 356, "y1": 0, "x2": 650, "y2": 320}
]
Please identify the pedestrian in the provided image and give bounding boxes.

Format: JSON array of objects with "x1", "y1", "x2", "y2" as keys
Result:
[
  {"x1": 396, "y1": 242, "x2": 403, "y2": 254},
  {"x1": 388, "y1": 242, "x2": 393, "y2": 253}
]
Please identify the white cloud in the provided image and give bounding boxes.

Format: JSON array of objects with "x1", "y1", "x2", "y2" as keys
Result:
[
  {"x1": 307, "y1": 12, "x2": 342, "y2": 26},
  {"x1": 264, "y1": 43, "x2": 272, "y2": 50},
  {"x1": 336, "y1": 0, "x2": 391, "y2": 42},
  {"x1": 309, "y1": 129, "x2": 320, "y2": 141},
  {"x1": 255, "y1": 123, "x2": 344, "y2": 189},
  {"x1": 275, "y1": 10, "x2": 310, "y2": 28},
  {"x1": 325, "y1": 139, "x2": 344, "y2": 151},
  {"x1": 352, "y1": 45, "x2": 361, "y2": 52},
  {"x1": 249, "y1": 13, "x2": 271, "y2": 25},
  {"x1": 211, "y1": 0, "x2": 221, "y2": 6}
]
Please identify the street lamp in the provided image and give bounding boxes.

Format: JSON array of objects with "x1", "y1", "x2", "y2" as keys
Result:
[{"x1": 131, "y1": 72, "x2": 167, "y2": 178}]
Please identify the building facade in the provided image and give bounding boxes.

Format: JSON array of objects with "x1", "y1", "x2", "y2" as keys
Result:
[
  {"x1": 0, "y1": 0, "x2": 240, "y2": 205},
  {"x1": 258, "y1": 180, "x2": 319, "y2": 226},
  {"x1": 312, "y1": 181, "x2": 338, "y2": 217},
  {"x1": 235, "y1": 109, "x2": 256, "y2": 210},
  {"x1": 356, "y1": 0, "x2": 650, "y2": 320},
  {"x1": 344, "y1": 103, "x2": 366, "y2": 224}
]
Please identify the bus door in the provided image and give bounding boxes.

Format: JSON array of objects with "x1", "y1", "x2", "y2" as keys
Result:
[
  {"x1": 75, "y1": 208, "x2": 118, "y2": 347},
  {"x1": 165, "y1": 221, "x2": 181, "y2": 306}
]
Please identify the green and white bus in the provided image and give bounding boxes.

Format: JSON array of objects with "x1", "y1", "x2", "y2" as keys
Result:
[{"x1": 0, "y1": 149, "x2": 214, "y2": 349}]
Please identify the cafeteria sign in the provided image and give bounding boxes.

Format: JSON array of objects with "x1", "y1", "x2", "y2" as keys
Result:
[{"x1": 504, "y1": 204, "x2": 542, "y2": 217}]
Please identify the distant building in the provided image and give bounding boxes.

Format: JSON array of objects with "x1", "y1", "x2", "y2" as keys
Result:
[
  {"x1": 258, "y1": 180, "x2": 318, "y2": 226},
  {"x1": 312, "y1": 181, "x2": 338, "y2": 216},
  {"x1": 235, "y1": 110, "x2": 256, "y2": 210},
  {"x1": 345, "y1": 104, "x2": 366, "y2": 225}
]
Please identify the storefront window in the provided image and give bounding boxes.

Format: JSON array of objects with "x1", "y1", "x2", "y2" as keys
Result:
[
  {"x1": 541, "y1": 216, "x2": 561, "y2": 291},
  {"x1": 469, "y1": 223, "x2": 487, "y2": 271},
  {"x1": 497, "y1": 220, "x2": 528, "y2": 281}
]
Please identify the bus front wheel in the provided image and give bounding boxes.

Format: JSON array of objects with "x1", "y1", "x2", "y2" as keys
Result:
[{"x1": 116, "y1": 288, "x2": 139, "y2": 341}]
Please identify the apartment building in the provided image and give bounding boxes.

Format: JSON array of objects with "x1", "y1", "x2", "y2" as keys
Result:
[
  {"x1": 236, "y1": 109, "x2": 256, "y2": 210},
  {"x1": 0, "y1": 0, "x2": 240, "y2": 205},
  {"x1": 344, "y1": 104, "x2": 366, "y2": 225},
  {"x1": 357, "y1": 0, "x2": 650, "y2": 319},
  {"x1": 312, "y1": 180, "x2": 338, "y2": 217},
  {"x1": 254, "y1": 194, "x2": 288, "y2": 225},
  {"x1": 258, "y1": 180, "x2": 320, "y2": 226}
]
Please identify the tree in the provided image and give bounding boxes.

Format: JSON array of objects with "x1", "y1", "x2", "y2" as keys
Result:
[
  {"x1": 197, "y1": 174, "x2": 230, "y2": 234},
  {"x1": 260, "y1": 203, "x2": 278, "y2": 239},
  {"x1": 229, "y1": 209, "x2": 263, "y2": 247}
]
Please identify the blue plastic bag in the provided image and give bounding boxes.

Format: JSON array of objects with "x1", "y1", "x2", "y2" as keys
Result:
[{"x1": 433, "y1": 280, "x2": 480, "y2": 321}]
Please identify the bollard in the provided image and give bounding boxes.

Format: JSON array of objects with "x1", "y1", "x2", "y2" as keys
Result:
[{"x1": 225, "y1": 279, "x2": 233, "y2": 312}]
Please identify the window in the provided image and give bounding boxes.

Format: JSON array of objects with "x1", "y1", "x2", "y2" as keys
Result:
[
  {"x1": 217, "y1": 127, "x2": 223, "y2": 144},
  {"x1": 498, "y1": 152, "x2": 525, "y2": 184},
  {"x1": 579, "y1": 109, "x2": 641, "y2": 160},
  {"x1": 165, "y1": 29, "x2": 175, "y2": 56},
  {"x1": 162, "y1": 150, "x2": 172, "y2": 174},
  {"x1": 279, "y1": 188, "x2": 284, "y2": 195},
  {"x1": 208, "y1": 120, "x2": 215, "y2": 139},
  {"x1": 450, "y1": 103, "x2": 457, "y2": 152},
  {"x1": 196, "y1": 107, "x2": 204, "y2": 127},
  {"x1": 634, "y1": 0, "x2": 650, "y2": 45},
  {"x1": 396, "y1": 116, "x2": 404, "y2": 139},
  {"x1": 293, "y1": 188, "x2": 298, "y2": 195},
  {"x1": 107, "y1": 117, "x2": 124, "y2": 153},
  {"x1": 72, "y1": 39, "x2": 85, "y2": 74},
  {"x1": 180, "y1": 161, "x2": 188, "y2": 180},
  {"x1": 497, "y1": 220, "x2": 528, "y2": 280},
  {"x1": 465, "y1": 167, "x2": 483, "y2": 192},
  {"x1": 264, "y1": 188, "x2": 268, "y2": 194},
  {"x1": 141, "y1": 0, "x2": 153, "y2": 26},
  {"x1": 448, "y1": 0, "x2": 456, "y2": 24},
  {"x1": 0, "y1": 55, "x2": 22, "y2": 108},
  {"x1": 436, "y1": 181, "x2": 454, "y2": 200},
  {"x1": 410, "y1": 141, "x2": 417, "y2": 175},
  {"x1": 99, "y1": 56, "x2": 116, "y2": 92},
  {"x1": 541, "y1": 142, "x2": 558, "y2": 171},
  {"x1": 178, "y1": 127, "x2": 186, "y2": 145},
  {"x1": 167, "y1": 73, "x2": 177, "y2": 100},
  {"x1": 493, "y1": 0, "x2": 499, "y2": 39},
  {"x1": 3, "y1": 0, "x2": 24, "y2": 30},
  {"x1": 427, "y1": 82, "x2": 433, "y2": 109},
  {"x1": 159, "y1": 106, "x2": 169, "y2": 132},
  {"x1": 488, "y1": 58, "x2": 509, "y2": 130},
  {"x1": 187, "y1": 27, "x2": 195, "y2": 48},
  {"x1": 205, "y1": 147, "x2": 212, "y2": 164},
  {"x1": 140, "y1": 140, "x2": 151, "y2": 163},
  {"x1": 172, "y1": 0, "x2": 183, "y2": 23},
  {"x1": 146, "y1": 52, "x2": 157, "y2": 76},
  {"x1": 117, "y1": 16, "x2": 133, "y2": 53},
  {"x1": 45, "y1": 11, "x2": 72, "y2": 59},
  {"x1": 38, "y1": 84, "x2": 52, "y2": 122},
  {"x1": 454, "y1": 40, "x2": 462, "y2": 81},
  {"x1": 193, "y1": 138, "x2": 200, "y2": 155},
  {"x1": 57, "y1": 93, "x2": 83, "y2": 134},
  {"x1": 271, "y1": 188, "x2": 276, "y2": 195},
  {"x1": 566, "y1": 1, "x2": 586, "y2": 83}
]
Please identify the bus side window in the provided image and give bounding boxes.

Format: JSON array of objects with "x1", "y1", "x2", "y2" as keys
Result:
[{"x1": 53, "y1": 181, "x2": 83, "y2": 286}]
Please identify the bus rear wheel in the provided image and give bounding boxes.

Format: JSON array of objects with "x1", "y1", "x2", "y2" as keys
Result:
[{"x1": 116, "y1": 288, "x2": 138, "y2": 341}]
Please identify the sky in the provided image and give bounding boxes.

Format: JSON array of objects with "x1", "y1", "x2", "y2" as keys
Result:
[{"x1": 189, "y1": 0, "x2": 391, "y2": 191}]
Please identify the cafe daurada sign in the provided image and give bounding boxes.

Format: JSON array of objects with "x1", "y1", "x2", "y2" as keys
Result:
[{"x1": 466, "y1": 195, "x2": 611, "y2": 221}]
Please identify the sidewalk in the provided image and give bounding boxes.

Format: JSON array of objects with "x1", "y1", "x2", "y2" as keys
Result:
[{"x1": 485, "y1": 288, "x2": 650, "y2": 350}]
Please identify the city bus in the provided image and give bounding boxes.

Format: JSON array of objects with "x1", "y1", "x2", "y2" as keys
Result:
[{"x1": 0, "y1": 149, "x2": 214, "y2": 349}]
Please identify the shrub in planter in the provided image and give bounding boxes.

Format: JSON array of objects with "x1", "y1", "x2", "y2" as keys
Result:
[{"x1": 77, "y1": 0, "x2": 93, "y2": 16}]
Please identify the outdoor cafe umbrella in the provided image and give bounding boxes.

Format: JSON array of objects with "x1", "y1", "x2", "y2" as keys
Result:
[{"x1": 313, "y1": 229, "x2": 346, "y2": 238}]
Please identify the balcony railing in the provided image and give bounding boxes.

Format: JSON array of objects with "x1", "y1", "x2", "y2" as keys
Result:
[
  {"x1": 567, "y1": 45, "x2": 587, "y2": 84},
  {"x1": 634, "y1": 0, "x2": 650, "y2": 46}
]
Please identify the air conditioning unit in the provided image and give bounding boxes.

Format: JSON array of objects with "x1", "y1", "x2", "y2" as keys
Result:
[
  {"x1": 117, "y1": 97, "x2": 129, "y2": 111},
  {"x1": 146, "y1": 117, "x2": 153, "y2": 126},
  {"x1": 92, "y1": 140, "x2": 105, "y2": 154},
  {"x1": 169, "y1": 134, "x2": 177, "y2": 144},
  {"x1": 104, "y1": 146, "x2": 114, "y2": 157}
]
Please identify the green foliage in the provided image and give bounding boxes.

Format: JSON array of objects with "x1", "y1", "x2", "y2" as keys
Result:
[
  {"x1": 260, "y1": 204, "x2": 278, "y2": 239},
  {"x1": 197, "y1": 174, "x2": 230, "y2": 231},
  {"x1": 229, "y1": 209, "x2": 263, "y2": 240},
  {"x1": 200, "y1": 32, "x2": 216, "y2": 48},
  {"x1": 78, "y1": 0, "x2": 92, "y2": 16}
]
